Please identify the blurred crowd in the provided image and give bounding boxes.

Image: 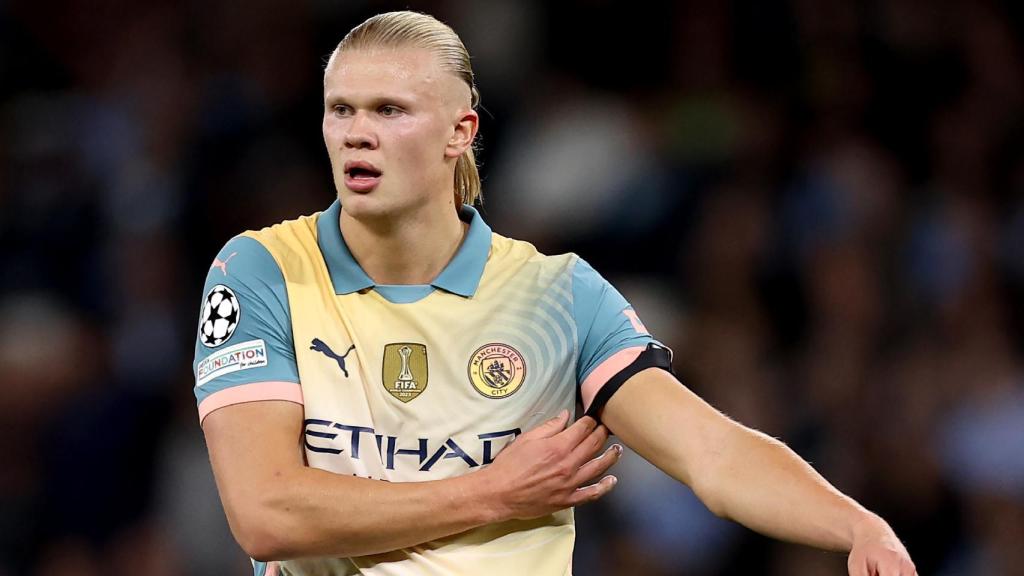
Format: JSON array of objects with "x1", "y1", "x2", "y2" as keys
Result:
[{"x1": 1, "y1": 0, "x2": 1022, "y2": 575}]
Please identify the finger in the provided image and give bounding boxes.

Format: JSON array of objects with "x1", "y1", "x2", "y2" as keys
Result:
[
  {"x1": 568, "y1": 475, "x2": 617, "y2": 507},
  {"x1": 553, "y1": 415, "x2": 598, "y2": 448},
  {"x1": 518, "y1": 409, "x2": 570, "y2": 440},
  {"x1": 847, "y1": 553, "x2": 868, "y2": 576},
  {"x1": 574, "y1": 444, "x2": 622, "y2": 484},
  {"x1": 569, "y1": 425, "x2": 610, "y2": 467},
  {"x1": 891, "y1": 557, "x2": 916, "y2": 576},
  {"x1": 877, "y1": 554, "x2": 908, "y2": 576}
]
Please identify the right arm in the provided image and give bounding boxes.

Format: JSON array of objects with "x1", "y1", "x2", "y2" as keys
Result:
[{"x1": 203, "y1": 401, "x2": 619, "y2": 561}]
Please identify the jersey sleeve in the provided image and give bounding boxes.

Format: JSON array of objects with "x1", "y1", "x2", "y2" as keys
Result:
[
  {"x1": 572, "y1": 257, "x2": 674, "y2": 416},
  {"x1": 193, "y1": 235, "x2": 302, "y2": 423}
]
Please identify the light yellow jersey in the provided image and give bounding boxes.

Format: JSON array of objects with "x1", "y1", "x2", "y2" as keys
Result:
[{"x1": 193, "y1": 201, "x2": 670, "y2": 576}]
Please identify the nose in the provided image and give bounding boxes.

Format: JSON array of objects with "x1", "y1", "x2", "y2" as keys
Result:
[{"x1": 344, "y1": 111, "x2": 378, "y2": 150}]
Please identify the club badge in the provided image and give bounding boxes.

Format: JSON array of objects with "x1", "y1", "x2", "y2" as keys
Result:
[
  {"x1": 382, "y1": 343, "x2": 428, "y2": 402},
  {"x1": 468, "y1": 343, "x2": 526, "y2": 399}
]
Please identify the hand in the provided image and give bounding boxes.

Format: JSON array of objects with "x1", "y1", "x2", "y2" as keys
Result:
[
  {"x1": 847, "y1": 515, "x2": 917, "y2": 576},
  {"x1": 481, "y1": 410, "x2": 622, "y2": 521}
]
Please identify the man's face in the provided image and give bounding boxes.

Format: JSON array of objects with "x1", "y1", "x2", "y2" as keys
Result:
[{"x1": 322, "y1": 47, "x2": 475, "y2": 220}]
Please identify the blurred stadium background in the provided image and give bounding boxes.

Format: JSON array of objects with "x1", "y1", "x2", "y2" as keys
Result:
[{"x1": 2, "y1": 0, "x2": 1023, "y2": 574}]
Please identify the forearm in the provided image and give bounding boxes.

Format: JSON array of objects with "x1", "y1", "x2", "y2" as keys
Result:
[
  {"x1": 691, "y1": 425, "x2": 874, "y2": 551},
  {"x1": 229, "y1": 466, "x2": 497, "y2": 560},
  {"x1": 208, "y1": 403, "x2": 617, "y2": 562},
  {"x1": 601, "y1": 370, "x2": 878, "y2": 552},
  {"x1": 602, "y1": 371, "x2": 914, "y2": 571}
]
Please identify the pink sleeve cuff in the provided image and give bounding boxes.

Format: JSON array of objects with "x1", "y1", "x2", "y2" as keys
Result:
[
  {"x1": 198, "y1": 381, "x2": 303, "y2": 423},
  {"x1": 579, "y1": 346, "x2": 645, "y2": 412}
]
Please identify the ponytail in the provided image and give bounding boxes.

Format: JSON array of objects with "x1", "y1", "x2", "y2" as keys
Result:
[{"x1": 455, "y1": 146, "x2": 481, "y2": 206}]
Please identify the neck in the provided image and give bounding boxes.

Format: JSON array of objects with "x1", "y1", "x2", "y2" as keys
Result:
[{"x1": 339, "y1": 199, "x2": 468, "y2": 285}]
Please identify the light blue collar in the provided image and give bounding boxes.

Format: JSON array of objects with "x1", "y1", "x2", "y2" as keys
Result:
[{"x1": 316, "y1": 200, "x2": 492, "y2": 298}]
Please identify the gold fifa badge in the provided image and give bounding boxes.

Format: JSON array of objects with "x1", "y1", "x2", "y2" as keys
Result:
[
  {"x1": 468, "y1": 343, "x2": 526, "y2": 399},
  {"x1": 382, "y1": 343, "x2": 428, "y2": 402}
]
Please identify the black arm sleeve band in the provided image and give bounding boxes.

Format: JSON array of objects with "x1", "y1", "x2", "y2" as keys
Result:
[{"x1": 584, "y1": 342, "x2": 675, "y2": 421}]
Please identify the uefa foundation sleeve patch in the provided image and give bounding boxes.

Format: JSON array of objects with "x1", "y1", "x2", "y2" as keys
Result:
[{"x1": 196, "y1": 339, "x2": 269, "y2": 387}]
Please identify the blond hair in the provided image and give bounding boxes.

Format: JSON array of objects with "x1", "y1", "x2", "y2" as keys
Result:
[{"x1": 329, "y1": 11, "x2": 482, "y2": 206}]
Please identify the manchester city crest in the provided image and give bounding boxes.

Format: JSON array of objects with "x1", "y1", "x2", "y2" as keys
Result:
[
  {"x1": 468, "y1": 343, "x2": 526, "y2": 399},
  {"x1": 382, "y1": 343, "x2": 428, "y2": 402}
]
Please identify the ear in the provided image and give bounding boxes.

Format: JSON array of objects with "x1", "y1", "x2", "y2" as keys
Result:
[{"x1": 445, "y1": 109, "x2": 479, "y2": 159}]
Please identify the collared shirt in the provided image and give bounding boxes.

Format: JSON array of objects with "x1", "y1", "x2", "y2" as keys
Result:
[
  {"x1": 192, "y1": 200, "x2": 666, "y2": 576},
  {"x1": 318, "y1": 200, "x2": 491, "y2": 299}
]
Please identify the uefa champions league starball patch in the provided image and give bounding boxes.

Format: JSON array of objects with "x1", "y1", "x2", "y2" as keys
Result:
[{"x1": 199, "y1": 284, "x2": 240, "y2": 347}]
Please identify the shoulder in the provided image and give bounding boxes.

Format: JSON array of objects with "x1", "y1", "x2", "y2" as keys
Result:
[
  {"x1": 479, "y1": 233, "x2": 580, "y2": 299},
  {"x1": 199, "y1": 208, "x2": 326, "y2": 325},
  {"x1": 209, "y1": 209, "x2": 330, "y2": 288},
  {"x1": 240, "y1": 210, "x2": 322, "y2": 262},
  {"x1": 483, "y1": 233, "x2": 622, "y2": 300},
  {"x1": 488, "y1": 232, "x2": 578, "y2": 274}
]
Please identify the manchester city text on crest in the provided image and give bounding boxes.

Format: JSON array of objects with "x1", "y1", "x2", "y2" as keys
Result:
[
  {"x1": 382, "y1": 343, "x2": 428, "y2": 402},
  {"x1": 468, "y1": 343, "x2": 526, "y2": 399}
]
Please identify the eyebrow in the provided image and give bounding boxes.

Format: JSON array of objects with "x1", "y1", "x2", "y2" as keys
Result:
[{"x1": 324, "y1": 93, "x2": 417, "y2": 109}]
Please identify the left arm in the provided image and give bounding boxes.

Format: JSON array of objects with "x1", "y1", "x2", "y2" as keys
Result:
[{"x1": 598, "y1": 367, "x2": 917, "y2": 576}]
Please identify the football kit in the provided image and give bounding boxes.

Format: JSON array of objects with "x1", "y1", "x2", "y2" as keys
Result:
[{"x1": 193, "y1": 200, "x2": 673, "y2": 576}]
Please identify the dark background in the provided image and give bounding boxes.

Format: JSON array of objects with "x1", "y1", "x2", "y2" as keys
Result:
[{"x1": 2, "y1": 0, "x2": 1023, "y2": 574}]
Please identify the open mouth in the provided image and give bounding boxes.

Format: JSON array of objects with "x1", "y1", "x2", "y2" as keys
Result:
[
  {"x1": 343, "y1": 161, "x2": 382, "y2": 191},
  {"x1": 346, "y1": 166, "x2": 381, "y2": 179}
]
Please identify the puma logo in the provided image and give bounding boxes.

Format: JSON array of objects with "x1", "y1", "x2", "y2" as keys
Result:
[
  {"x1": 211, "y1": 252, "x2": 238, "y2": 275},
  {"x1": 623, "y1": 308, "x2": 648, "y2": 334},
  {"x1": 311, "y1": 338, "x2": 356, "y2": 378}
]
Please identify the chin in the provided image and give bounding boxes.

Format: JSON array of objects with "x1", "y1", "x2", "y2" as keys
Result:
[{"x1": 338, "y1": 189, "x2": 400, "y2": 222}]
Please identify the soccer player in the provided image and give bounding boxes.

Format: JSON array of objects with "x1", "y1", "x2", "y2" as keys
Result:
[{"x1": 194, "y1": 11, "x2": 917, "y2": 576}]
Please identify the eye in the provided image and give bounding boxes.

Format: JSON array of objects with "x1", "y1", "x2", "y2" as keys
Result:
[
  {"x1": 379, "y1": 105, "x2": 402, "y2": 117},
  {"x1": 332, "y1": 104, "x2": 352, "y2": 117}
]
